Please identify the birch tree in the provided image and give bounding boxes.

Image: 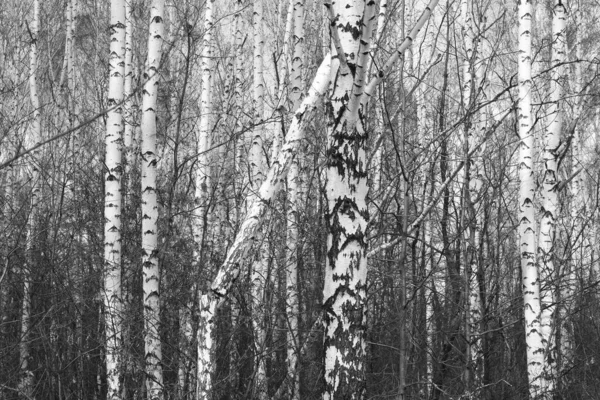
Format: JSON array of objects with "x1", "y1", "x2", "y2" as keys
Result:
[
  {"x1": 517, "y1": 0, "x2": 546, "y2": 396},
  {"x1": 285, "y1": 0, "x2": 305, "y2": 397},
  {"x1": 320, "y1": 1, "x2": 374, "y2": 397},
  {"x1": 141, "y1": 0, "x2": 165, "y2": 398},
  {"x1": 195, "y1": 1, "x2": 216, "y2": 398},
  {"x1": 20, "y1": 1, "x2": 42, "y2": 397},
  {"x1": 461, "y1": 0, "x2": 485, "y2": 390},
  {"x1": 104, "y1": 0, "x2": 126, "y2": 397},
  {"x1": 249, "y1": 2, "x2": 270, "y2": 395},
  {"x1": 564, "y1": 2, "x2": 585, "y2": 386},
  {"x1": 537, "y1": 1, "x2": 566, "y2": 394}
]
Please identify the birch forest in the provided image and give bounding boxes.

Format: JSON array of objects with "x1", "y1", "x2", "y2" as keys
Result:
[{"x1": 2, "y1": 0, "x2": 600, "y2": 398}]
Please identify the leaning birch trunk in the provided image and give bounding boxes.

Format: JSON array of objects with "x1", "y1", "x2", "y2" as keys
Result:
[
  {"x1": 141, "y1": 0, "x2": 165, "y2": 398},
  {"x1": 538, "y1": 2, "x2": 565, "y2": 393},
  {"x1": 104, "y1": 0, "x2": 126, "y2": 397},
  {"x1": 517, "y1": 0, "x2": 545, "y2": 396},
  {"x1": 195, "y1": 1, "x2": 216, "y2": 398},
  {"x1": 20, "y1": 2, "x2": 42, "y2": 397},
  {"x1": 285, "y1": 1, "x2": 305, "y2": 397},
  {"x1": 210, "y1": 53, "x2": 331, "y2": 298}
]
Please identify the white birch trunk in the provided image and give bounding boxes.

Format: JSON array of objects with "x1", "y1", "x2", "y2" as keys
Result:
[
  {"x1": 104, "y1": 0, "x2": 126, "y2": 397},
  {"x1": 59, "y1": 0, "x2": 74, "y2": 89},
  {"x1": 369, "y1": 0, "x2": 387, "y2": 198},
  {"x1": 195, "y1": 1, "x2": 215, "y2": 398},
  {"x1": 250, "y1": 1, "x2": 269, "y2": 396},
  {"x1": 538, "y1": 2, "x2": 565, "y2": 393},
  {"x1": 277, "y1": 0, "x2": 294, "y2": 109},
  {"x1": 415, "y1": 47, "x2": 435, "y2": 395},
  {"x1": 563, "y1": 3, "x2": 582, "y2": 384},
  {"x1": 424, "y1": 217, "x2": 435, "y2": 397},
  {"x1": 461, "y1": 0, "x2": 484, "y2": 390},
  {"x1": 123, "y1": 0, "x2": 137, "y2": 193},
  {"x1": 197, "y1": 294, "x2": 217, "y2": 398},
  {"x1": 141, "y1": 1, "x2": 165, "y2": 398},
  {"x1": 21, "y1": 1, "x2": 42, "y2": 398},
  {"x1": 322, "y1": 1, "x2": 373, "y2": 397},
  {"x1": 289, "y1": 0, "x2": 305, "y2": 109},
  {"x1": 68, "y1": 0, "x2": 77, "y2": 96},
  {"x1": 285, "y1": 2, "x2": 305, "y2": 397},
  {"x1": 517, "y1": 0, "x2": 546, "y2": 396},
  {"x1": 233, "y1": 0, "x2": 247, "y2": 188}
]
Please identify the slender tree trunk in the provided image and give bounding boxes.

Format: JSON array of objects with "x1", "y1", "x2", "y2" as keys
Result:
[
  {"x1": 563, "y1": 3, "x2": 582, "y2": 387},
  {"x1": 277, "y1": 0, "x2": 294, "y2": 109},
  {"x1": 123, "y1": 0, "x2": 137, "y2": 192},
  {"x1": 197, "y1": 294, "x2": 216, "y2": 399},
  {"x1": 538, "y1": 1, "x2": 565, "y2": 394},
  {"x1": 285, "y1": 1, "x2": 305, "y2": 398},
  {"x1": 249, "y1": 2, "x2": 270, "y2": 397},
  {"x1": 195, "y1": 1, "x2": 216, "y2": 398},
  {"x1": 104, "y1": 0, "x2": 126, "y2": 397},
  {"x1": 517, "y1": 0, "x2": 546, "y2": 396},
  {"x1": 461, "y1": 0, "x2": 484, "y2": 392},
  {"x1": 20, "y1": 2, "x2": 42, "y2": 398},
  {"x1": 141, "y1": 1, "x2": 165, "y2": 398}
]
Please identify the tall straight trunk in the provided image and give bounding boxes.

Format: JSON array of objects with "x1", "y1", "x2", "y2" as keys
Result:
[
  {"x1": 120, "y1": 3, "x2": 137, "y2": 396},
  {"x1": 249, "y1": 1, "x2": 270, "y2": 397},
  {"x1": 322, "y1": 1, "x2": 374, "y2": 398},
  {"x1": 564, "y1": 3, "x2": 582, "y2": 387},
  {"x1": 68, "y1": 0, "x2": 77, "y2": 98},
  {"x1": 277, "y1": 0, "x2": 294, "y2": 108},
  {"x1": 285, "y1": 1, "x2": 305, "y2": 398},
  {"x1": 104, "y1": 0, "x2": 126, "y2": 397},
  {"x1": 123, "y1": 0, "x2": 137, "y2": 193},
  {"x1": 517, "y1": 0, "x2": 545, "y2": 396},
  {"x1": 197, "y1": 294, "x2": 216, "y2": 399},
  {"x1": 229, "y1": 1, "x2": 246, "y2": 391},
  {"x1": 21, "y1": 1, "x2": 42, "y2": 397},
  {"x1": 59, "y1": 0, "x2": 77, "y2": 90},
  {"x1": 233, "y1": 0, "x2": 247, "y2": 196},
  {"x1": 369, "y1": 0, "x2": 388, "y2": 196},
  {"x1": 196, "y1": 1, "x2": 216, "y2": 399},
  {"x1": 539, "y1": 1, "x2": 566, "y2": 393},
  {"x1": 461, "y1": 0, "x2": 484, "y2": 391},
  {"x1": 141, "y1": 0, "x2": 165, "y2": 398},
  {"x1": 396, "y1": 6, "x2": 408, "y2": 397}
]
